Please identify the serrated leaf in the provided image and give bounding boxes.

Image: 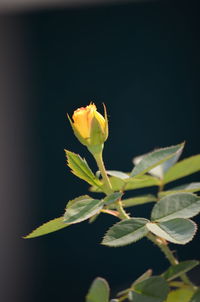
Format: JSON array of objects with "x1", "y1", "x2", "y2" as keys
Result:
[
  {"x1": 128, "y1": 276, "x2": 169, "y2": 302},
  {"x1": 66, "y1": 195, "x2": 90, "y2": 209},
  {"x1": 130, "y1": 143, "x2": 184, "y2": 178},
  {"x1": 90, "y1": 175, "x2": 159, "y2": 193},
  {"x1": 162, "y1": 260, "x2": 199, "y2": 281},
  {"x1": 23, "y1": 217, "x2": 69, "y2": 239},
  {"x1": 151, "y1": 193, "x2": 200, "y2": 222},
  {"x1": 164, "y1": 154, "x2": 200, "y2": 184},
  {"x1": 147, "y1": 219, "x2": 197, "y2": 244},
  {"x1": 166, "y1": 288, "x2": 194, "y2": 302},
  {"x1": 86, "y1": 277, "x2": 110, "y2": 302},
  {"x1": 160, "y1": 183, "x2": 200, "y2": 197},
  {"x1": 64, "y1": 196, "x2": 103, "y2": 224},
  {"x1": 133, "y1": 147, "x2": 183, "y2": 179},
  {"x1": 104, "y1": 192, "x2": 123, "y2": 206},
  {"x1": 190, "y1": 289, "x2": 200, "y2": 302},
  {"x1": 102, "y1": 218, "x2": 149, "y2": 247},
  {"x1": 65, "y1": 150, "x2": 102, "y2": 187}
]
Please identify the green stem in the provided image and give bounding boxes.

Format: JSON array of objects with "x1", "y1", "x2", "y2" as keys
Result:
[
  {"x1": 116, "y1": 200, "x2": 130, "y2": 220},
  {"x1": 93, "y1": 152, "x2": 113, "y2": 195},
  {"x1": 147, "y1": 233, "x2": 194, "y2": 287}
]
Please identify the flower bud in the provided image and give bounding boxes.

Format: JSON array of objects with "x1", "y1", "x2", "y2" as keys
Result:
[{"x1": 68, "y1": 103, "x2": 108, "y2": 153}]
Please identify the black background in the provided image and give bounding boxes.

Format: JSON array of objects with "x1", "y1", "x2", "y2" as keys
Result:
[{"x1": 1, "y1": 0, "x2": 200, "y2": 301}]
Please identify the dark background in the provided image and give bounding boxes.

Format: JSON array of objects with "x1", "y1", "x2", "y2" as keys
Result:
[{"x1": 0, "y1": 0, "x2": 200, "y2": 301}]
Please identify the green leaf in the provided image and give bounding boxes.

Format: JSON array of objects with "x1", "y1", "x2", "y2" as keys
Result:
[
  {"x1": 90, "y1": 175, "x2": 159, "y2": 193},
  {"x1": 132, "y1": 270, "x2": 153, "y2": 286},
  {"x1": 133, "y1": 147, "x2": 183, "y2": 179},
  {"x1": 104, "y1": 192, "x2": 123, "y2": 206},
  {"x1": 128, "y1": 276, "x2": 169, "y2": 302},
  {"x1": 65, "y1": 150, "x2": 102, "y2": 187},
  {"x1": 146, "y1": 219, "x2": 197, "y2": 244},
  {"x1": 160, "y1": 183, "x2": 200, "y2": 197},
  {"x1": 122, "y1": 195, "x2": 157, "y2": 208},
  {"x1": 164, "y1": 154, "x2": 200, "y2": 184},
  {"x1": 190, "y1": 289, "x2": 200, "y2": 302},
  {"x1": 162, "y1": 260, "x2": 199, "y2": 281},
  {"x1": 117, "y1": 270, "x2": 153, "y2": 298},
  {"x1": 166, "y1": 289, "x2": 194, "y2": 302},
  {"x1": 130, "y1": 143, "x2": 184, "y2": 177},
  {"x1": 23, "y1": 217, "x2": 69, "y2": 239},
  {"x1": 151, "y1": 193, "x2": 200, "y2": 222},
  {"x1": 105, "y1": 170, "x2": 129, "y2": 179},
  {"x1": 66, "y1": 195, "x2": 90, "y2": 209},
  {"x1": 102, "y1": 218, "x2": 149, "y2": 247},
  {"x1": 86, "y1": 277, "x2": 110, "y2": 302},
  {"x1": 64, "y1": 196, "x2": 103, "y2": 224},
  {"x1": 109, "y1": 195, "x2": 157, "y2": 210}
]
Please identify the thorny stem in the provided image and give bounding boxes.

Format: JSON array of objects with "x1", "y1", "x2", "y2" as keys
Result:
[
  {"x1": 116, "y1": 200, "x2": 130, "y2": 220},
  {"x1": 153, "y1": 181, "x2": 195, "y2": 288},
  {"x1": 147, "y1": 233, "x2": 195, "y2": 288},
  {"x1": 93, "y1": 152, "x2": 113, "y2": 195}
]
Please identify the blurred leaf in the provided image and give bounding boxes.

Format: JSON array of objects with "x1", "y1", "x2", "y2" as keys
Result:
[
  {"x1": 190, "y1": 289, "x2": 200, "y2": 302},
  {"x1": 109, "y1": 195, "x2": 157, "y2": 209},
  {"x1": 104, "y1": 192, "x2": 123, "y2": 205},
  {"x1": 66, "y1": 195, "x2": 90, "y2": 209},
  {"x1": 151, "y1": 193, "x2": 200, "y2": 222},
  {"x1": 132, "y1": 269, "x2": 153, "y2": 286},
  {"x1": 89, "y1": 213, "x2": 100, "y2": 224},
  {"x1": 24, "y1": 217, "x2": 68, "y2": 239},
  {"x1": 162, "y1": 260, "x2": 199, "y2": 281},
  {"x1": 160, "y1": 183, "x2": 200, "y2": 197},
  {"x1": 64, "y1": 196, "x2": 103, "y2": 224},
  {"x1": 128, "y1": 276, "x2": 169, "y2": 302},
  {"x1": 122, "y1": 195, "x2": 157, "y2": 208},
  {"x1": 86, "y1": 277, "x2": 110, "y2": 302},
  {"x1": 130, "y1": 143, "x2": 184, "y2": 177},
  {"x1": 117, "y1": 270, "x2": 153, "y2": 298},
  {"x1": 164, "y1": 154, "x2": 200, "y2": 184},
  {"x1": 166, "y1": 288, "x2": 194, "y2": 302},
  {"x1": 90, "y1": 175, "x2": 159, "y2": 193},
  {"x1": 133, "y1": 146, "x2": 183, "y2": 179},
  {"x1": 146, "y1": 219, "x2": 197, "y2": 244},
  {"x1": 105, "y1": 170, "x2": 129, "y2": 179},
  {"x1": 65, "y1": 150, "x2": 102, "y2": 187},
  {"x1": 102, "y1": 218, "x2": 149, "y2": 247}
]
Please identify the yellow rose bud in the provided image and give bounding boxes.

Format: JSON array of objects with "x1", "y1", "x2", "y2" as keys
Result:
[{"x1": 68, "y1": 103, "x2": 108, "y2": 153}]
